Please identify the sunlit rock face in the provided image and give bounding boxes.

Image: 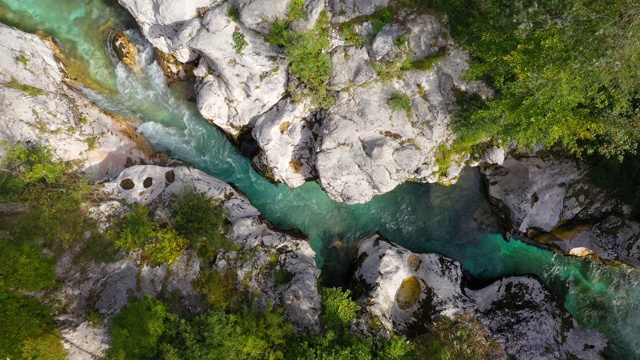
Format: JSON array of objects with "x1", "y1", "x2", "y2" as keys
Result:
[
  {"x1": 118, "y1": 0, "x2": 500, "y2": 204},
  {"x1": 0, "y1": 23, "x2": 150, "y2": 179},
  {"x1": 103, "y1": 165, "x2": 322, "y2": 333},
  {"x1": 351, "y1": 235, "x2": 608, "y2": 360},
  {"x1": 482, "y1": 154, "x2": 640, "y2": 267}
]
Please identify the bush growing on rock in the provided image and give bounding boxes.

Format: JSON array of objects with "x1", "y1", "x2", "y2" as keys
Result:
[
  {"x1": 268, "y1": 6, "x2": 334, "y2": 110},
  {"x1": 171, "y1": 188, "x2": 231, "y2": 260}
]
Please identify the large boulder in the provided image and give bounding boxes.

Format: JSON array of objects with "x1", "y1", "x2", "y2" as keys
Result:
[
  {"x1": 351, "y1": 235, "x2": 607, "y2": 359},
  {"x1": 352, "y1": 235, "x2": 474, "y2": 334},
  {"x1": 0, "y1": 23, "x2": 150, "y2": 179}
]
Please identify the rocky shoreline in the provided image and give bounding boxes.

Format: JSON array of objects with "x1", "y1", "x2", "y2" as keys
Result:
[{"x1": 2, "y1": 1, "x2": 639, "y2": 358}]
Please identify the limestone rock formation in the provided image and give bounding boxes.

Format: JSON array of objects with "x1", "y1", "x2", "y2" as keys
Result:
[
  {"x1": 0, "y1": 23, "x2": 150, "y2": 179},
  {"x1": 351, "y1": 235, "x2": 475, "y2": 334},
  {"x1": 352, "y1": 235, "x2": 608, "y2": 359},
  {"x1": 118, "y1": 0, "x2": 499, "y2": 203},
  {"x1": 482, "y1": 154, "x2": 640, "y2": 266},
  {"x1": 58, "y1": 164, "x2": 322, "y2": 358},
  {"x1": 103, "y1": 165, "x2": 322, "y2": 332},
  {"x1": 469, "y1": 276, "x2": 607, "y2": 360}
]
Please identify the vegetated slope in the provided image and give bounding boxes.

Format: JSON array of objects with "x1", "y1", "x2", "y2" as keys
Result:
[{"x1": 437, "y1": 0, "x2": 640, "y2": 159}]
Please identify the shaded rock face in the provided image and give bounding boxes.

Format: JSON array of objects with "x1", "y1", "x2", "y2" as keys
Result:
[
  {"x1": 329, "y1": 0, "x2": 389, "y2": 23},
  {"x1": 481, "y1": 154, "x2": 640, "y2": 267},
  {"x1": 351, "y1": 235, "x2": 607, "y2": 359},
  {"x1": 469, "y1": 276, "x2": 607, "y2": 360},
  {"x1": 118, "y1": 0, "x2": 499, "y2": 204},
  {"x1": 0, "y1": 23, "x2": 150, "y2": 180}
]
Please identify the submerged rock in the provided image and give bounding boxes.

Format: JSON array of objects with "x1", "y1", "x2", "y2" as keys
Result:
[
  {"x1": 112, "y1": 30, "x2": 139, "y2": 68},
  {"x1": 0, "y1": 23, "x2": 150, "y2": 179},
  {"x1": 351, "y1": 235, "x2": 607, "y2": 359}
]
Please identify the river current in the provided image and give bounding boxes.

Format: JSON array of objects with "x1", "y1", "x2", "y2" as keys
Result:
[{"x1": 1, "y1": 0, "x2": 639, "y2": 357}]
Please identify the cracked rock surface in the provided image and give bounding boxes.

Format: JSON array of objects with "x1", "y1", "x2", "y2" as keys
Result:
[
  {"x1": 119, "y1": 0, "x2": 498, "y2": 203},
  {"x1": 0, "y1": 23, "x2": 150, "y2": 179}
]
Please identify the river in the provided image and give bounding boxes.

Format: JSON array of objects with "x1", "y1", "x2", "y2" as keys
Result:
[{"x1": 1, "y1": 0, "x2": 639, "y2": 357}]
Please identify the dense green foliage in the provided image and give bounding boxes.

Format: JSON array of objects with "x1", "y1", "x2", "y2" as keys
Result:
[
  {"x1": 171, "y1": 188, "x2": 231, "y2": 259},
  {"x1": 268, "y1": 6, "x2": 334, "y2": 109},
  {"x1": 107, "y1": 282, "x2": 417, "y2": 360},
  {"x1": 0, "y1": 143, "x2": 75, "y2": 359},
  {"x1": 109, "y1": 204, "x2": 189, "y2": 265},
  {"x1": 433, "y1": 0, "x2": 640, "y2": 159},
  {"x1": 107, "y1": 295, "x2": 168, "y2": 360},
  {"x1": 109, "y1": 188, "x2": 230, "y2": 265}
]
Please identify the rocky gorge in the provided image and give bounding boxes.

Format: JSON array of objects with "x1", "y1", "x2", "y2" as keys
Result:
[{"x1": 1, "y1": 0, "x2": 640, "y2": 359}]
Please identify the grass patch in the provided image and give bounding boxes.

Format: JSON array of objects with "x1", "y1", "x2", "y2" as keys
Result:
[
  {"x1": 2, "y1": 77, "x2": 46, "y2": 97},
  {"x1": 339, "y1": 23, "x2": 366, "y2": 47},
  {"x1": 411, "y1": 48, "x2": 447, "y2": 71},
  {"x1": 413, "y1": 314, "x2": 504, "y2": 359},
  {"x1": 171, "y1": 188, "x2": 231, "y2": 261},
  {"x1": 274, "y1": 269, "x2": 294, "y2": 285},
  {"x1": 227, "y1": 4, "x2": 240, "y2": 21},
  {"x1": 387, "y1": 91, "x2": 411, "y2": 113},
  {"x1": 16, "y1": 54, "x2": 29, "y2": 66},
  {"x1": 86, "y1": 135, "x2": 98, "y2": 150},
  {"x1": 108, "y1": 204, "x2": 189, "y2": 266}
]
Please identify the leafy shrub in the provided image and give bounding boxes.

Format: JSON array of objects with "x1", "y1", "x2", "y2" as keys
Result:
[
  {"x1": 195, "y1": 269, "x2": 243, "y2": 311},
  {"x1": 113, "y1": 204, "x2": 155, "y2": 251},
  {"x1": 107, "y1": 295, "x2": 168, "y2": 360},
  {"x1": 0, "y1": 230, "x2": 64, "y2": 359},
  {"x1": 370, "y1": 8, "x2": 395, "y2": 36},
  {"x1": 143, "y1": 228, "x2": 189, "y2": 265},
  {"x1": 227, "y1": 4, "x2": 240, "y2": 21},
  {"x1": 413, "y1": 314, "x2": 504, "y2": 360},
  {"x1": 340, "y1": 24, "x2": 366, "y2": 47},
  {"x1": 411, "y1": 48, "x2": 447, "y2": 71},
  {"x1": 171, "y1": 188, "x2": 231, "y2": 259},
  {"x1": 321, "y1": 287, "x2": 360, "y2": 330},
  {"x1": 110, "y1": 204, "x2": 188, "y2": 265},
  {"x1": 436, "y1": 0, "x2": 640, "y2": 159},
  {"x1": 387, "y1": 91, "x2": 412, "y2": 113},
  {"x1": 269, "y1": 10, "x2": 334, "y2": 110},
  {"x1": 1, "y1": 141, "x2": 66, "y2": 187}
]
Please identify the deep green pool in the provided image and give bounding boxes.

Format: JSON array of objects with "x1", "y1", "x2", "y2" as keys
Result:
[{"x1": 1, "y1": 0, "x2": 639, "y2": 357}]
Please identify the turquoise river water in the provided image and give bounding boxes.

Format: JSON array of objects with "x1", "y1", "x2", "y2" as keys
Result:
[{"x1": 1, "y1": 0, "x2": 639, "y2": 357}]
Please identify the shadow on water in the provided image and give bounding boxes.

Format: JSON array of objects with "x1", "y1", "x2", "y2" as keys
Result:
[{"x1": 1, "y1": 0, "x2": 640, "y2": 357}]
